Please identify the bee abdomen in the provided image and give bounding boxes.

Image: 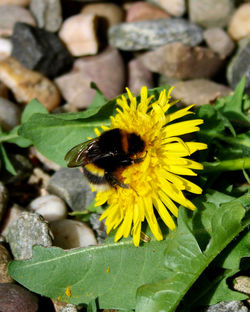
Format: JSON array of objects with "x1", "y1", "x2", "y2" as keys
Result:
[{"x1": 83, "y1": 166, "x2": 107, "y2": 185}]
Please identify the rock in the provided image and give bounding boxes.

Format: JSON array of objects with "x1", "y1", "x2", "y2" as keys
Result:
[
  {"x1": 47, "y1": 168, "x2": 95, "y2": 212},
  {"x1": 128, "y1": 57, "x2": 153, "y2": 95},
  {"x1": 30, "y1": 0, "x2": 62, "y2": 32},
  {"x1": 50, "y1": 219, "x2": 97, "y2": 249},
  {"x1": 189, "y1": 0, "x2": 234, "y2": 28},
  {"x1": 108, "y1": 18, "x2": 203, "y2": 51},
  {"x1": 227, "y1": 37, "x2": 250, "y2": 95},
  {"x1": 6, "y1": 211, "x2": 53, "y2": 259},
  {"x1": 81, "y1": 3, "x2": 124, "y2": 27},
  {"x1": 61, "y1": 304, "x2": 78, "y2": 312},
  {"x1": 89, "y1": 213, "x2": 107, "y2": 244},
  {"x1": 126, "y1": 2, "x2": 170, "y2": 22},
  {"x1": 228, "y1": 3, "x2": 250, "y2": 41},
  {"x1": 0, "y1": 38, "x2": 12, "y2": 58},
  {"x1": 0, "y1": 244, "x2": 13, "y2": 283},
  {"x1": 171, "y1": 79, "x2": 232, "y2": 106},
  {"x1": 233, "y1": 276, "x2": 250, "y2": 296},
  {"x1": 0, "y1": 0, "x2": 31, "y2": 5},
  {"x1": 140, "y1": 43, "x2": 223, "y2": 79},
  {"x1": 11, "y1": 23, "x2": 73, "y2": 79},
  {"x1": 0, "y1": 57, "x2": 61, "y2": 111},
  {"x1": 0, "y1": 283, "x2": 38, "y2": 312},
  {"x1": 52, "y1": 300, "x2": 78, "y2": 312},
  {"x1": 59, "y1": 13, "x2": 98, "y2": 57},
  {"x1": 29, "y1": 146, "x2": 61, "y2": 171},
  {"x1": 55, "y1": 46, "x2": 125, "y2": 109},
  {"x1": 149, "y1": 0, "x2": 186, "y2": 17},
  {"x1": 0, "y1": 97, "x2": 21, "y2": 131},
  {"x1": 203, "y1": 301, "x2": 248, "y2": 312},
  {"x1": 0, "y1": 5, "x2": 35, "y2": 37},
  {"x1": 28, "y1": 167, "x2": 51, "y2": 190},
  {"x1": 29, "y1": 195, "x2": 67, "y2": 222},
  {"x1": 0, "y1": 204, "x2": 23, "y2": 237},
  {"x1": 0, "y1": 182, "x2": 8, "y2": 222},
  {"x1": 204, "y1": 28, "x2": 235, "y2": 58}
]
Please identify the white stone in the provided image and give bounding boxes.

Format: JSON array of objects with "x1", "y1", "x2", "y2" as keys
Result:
[
  {"x1": 228, "y1": 3, "x2": 250, "y2": 40},
  {"x1": 29, "y1": 195, "x2": 67, "y2": 222},
  {"x1": 50, "y1": 219, "x2": 97, "y2": 249},
  {"x1": 59, "y1": 13, "x2": 98, "y2": 57},
  {"x1": 0, "y1": 38, "x2": 12, "y2": 58},
  {"x1": 157, "y1": 0, "x2": 186, "y2": 17}
]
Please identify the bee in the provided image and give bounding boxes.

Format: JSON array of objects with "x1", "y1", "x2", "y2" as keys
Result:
[{"x1": 64, "y1": 128, "x2": 146, "y2": 190}]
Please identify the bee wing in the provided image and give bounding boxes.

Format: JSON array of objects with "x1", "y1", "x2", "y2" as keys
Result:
[{"x1": 64, "y1": 139, "x2": 96, "y2": 167}]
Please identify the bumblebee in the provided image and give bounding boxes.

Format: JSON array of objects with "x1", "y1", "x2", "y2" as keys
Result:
[{"x1": 65, "y1": 128, "x2": 146, "y2": 190}]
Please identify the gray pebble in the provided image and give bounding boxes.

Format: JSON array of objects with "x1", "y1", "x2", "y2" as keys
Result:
[
  {"x1": 30, "y1": 0, "x2": 62, "y2": 32},
  {"x1": 61, "y1": 304, "x2": 78, "y2": 312},
  {"x1": 6, "y1": 211, "x2": 53, "y2": 260},
  {"x1": 202, "y1": 301, "x2": 248, "y2": 312},
  {"x1": 47, "y1": 168, "x2": 95, "y2": 212},
  {"x1": 227, "y1": 37, "x2": 250, "y2": 96},
  {"x1": 0, "y1": 97, "x2": 21, "y2": 132},
  {"x1": 108, "y1": 18, "x2": 203, "y2": 51},
  {"x1": 0, "y1": 283, "x2": 38, "y2": 312},
  {"x1": 89, "y1": 213, "x2": 107, "y2": 244},
  {"x1": 0, "y1": 182, "x2": 8, "y2": 223}
]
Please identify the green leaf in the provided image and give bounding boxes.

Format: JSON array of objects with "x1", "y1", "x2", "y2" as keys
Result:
[
  {"x1": 0, "y1": 143, "x2": 16, "y2": 175},
  {"x1": 21, "y1": 99, "x2": 49, "y2": 124}
]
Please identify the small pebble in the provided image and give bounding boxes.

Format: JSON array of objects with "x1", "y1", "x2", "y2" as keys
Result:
[
  {"x1": 47, "y1": 168, "x2": 95, "y2": 212},
  {"x1": 126, "y1": 2, "x2": 170, "y2": 22},
  {"x1": 55, "y1": 46, "x2": 125, "y2": 109},
  {"x1": 89, "y1": 213, "x2": 107, "y2": 244},
  {"x1": 29, "y1": 146, "x2": 61, "y2": 171},
  {"x1": 30, "y1": 0, "x2": 62, "y2": 32},
  {"x1": 189, "y1": 0, "x2": 234, "y2": 28},
  {"x1": 233, "y1": 276, "x2": 250, "y2": 295},
  {"x1": 140, "y1": 43, "x2": 223, "y2": 79},
  {"x1": 0, "y1": 57, "x2": 61, "y2": 111},
  {"x1": 6, "y1": 211, "x2": 53, "y2": 259},
  {"x1": 0, "y1": 204, "x2": 23, "y2": 237},
  {"x1": 0, "y1": 0, "x2": 31, "y2": 5},
  {"x1": 50, "y1": 219, "x2": 97, "y2": 249},
  {"x1": 81, "y1": 3, "x2": 124, "y2": 27},
  {"x1": 0, "y1": 283, "x2": 38, "y2": 312},
  {"x1": 0, "y1": 97, "x2": 21, "y2": 131},
  {"x1": 0, "y1": 244, "x2": 13, "y2": 283},
  {"x1": 0, "y1": 5, "x2": 35, "y2": 37},
  {"x1": 128, "y1": 57, "x2": 153, "y2": 95},
  {"x1": 228, "y1": 3, "x2": 250, "y2": 41},
  {"x1": 171, "y1": 79, "x2": 232, "y2": 106},
  {"x1": 0, "y1": 182, "x2": 8, "y2": 223},
  {"x1": 151, "y1": 0, "x2": 186, "y2": 17},
  {"x1": 203, "y1": 301, "x2": 248, "y2": 312},
  {"x1": 59, "y1": 13, "x2": 98, "y2": 57},
  {"x1": 0, "y1": 38, "x2": 12, "y2": 58},
  {"x1": 29, "y1": 195, "x2": 67, "y2": 222},
  {"x1": 108, "y1": 18, "x2": 203, "y2": 51},
  {"x1": 52, "y1": 299, "x2": 78, "y2": 312},
  {"x1": 204, "y1": 28, "x2": 235, "y2": 58}
]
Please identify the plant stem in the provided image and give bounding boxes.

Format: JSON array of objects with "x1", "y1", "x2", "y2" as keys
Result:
[
  {"x1": 0, "y1": 134, "x2": 19, "y2": 143},
  {"x1": 202, "y1": 158, "x2": 250, "y2": 172}
]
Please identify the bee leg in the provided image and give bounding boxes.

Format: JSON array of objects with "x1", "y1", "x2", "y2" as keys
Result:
[
  {"x1": 105, "y1": 172, "x2": 129, "y2": 189},
  {"x1": 132, "y1": 151, "x2": 147, "y2": 164}
]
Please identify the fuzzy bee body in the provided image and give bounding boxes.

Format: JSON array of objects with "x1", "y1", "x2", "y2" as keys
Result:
[{"x1": 65, "y1": 128, "x2": 146, "y2": 189}]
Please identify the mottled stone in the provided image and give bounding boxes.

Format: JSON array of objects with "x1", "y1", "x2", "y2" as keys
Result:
[
  {"x1": 81, "y1": 3, "x2": 124, "y2": 27},
  {"x1": 29, "y1": 195, "x2": 67, "y2": 222},
  {"x1": 204, "y1": 28, "x2": 235, "y2": 58},
  {"x1": 0, "y1": 57, "x2": 61, "y2": 111},
  {"x1": 171, "y1": 79, "x2": 232, "y2": 106},
  {"x1": 0, "y1": 182, "x2": 8, "y2": 222},
  {"x1": 189, "y1": 0, "x2": 234, "y2": 28},
  {"x1": 140, "y1": 43, "x2": 223, "y2": 79},
  {"x1": 234, "y1": 276, "x2": 250, "y2": 295},
  {"x1": 47, "y1": 168, "x2": 95, "y2": 212},
  {"x1": 0, "y1": 244, "x2": 13, "y2": 283},
  {"x1": 227, "y1": 37, "x2": 250, "y2": 95},
  {"x1": 108, "y1": 18, "x2": 203, "y2": 51},
  {"x1": 59, "y1": 13, "x2": 98, "y2": 57},
  {"x1": 0, "y1": 283, "x2": 38, "y2": 312},
  {"x1": 0, "y1": 97, "x2": 21, "y2": 131},
  {"x1": 0, "y1": 38, "x2": 12, "y2": 58},
  {"x1": 30, "y1": 0, "x2": 62, "y2": 32},
  {"x1": 203, "y1": 301, "x2": 248, "y2": 312},
  {"x1": 126, "y1": 2, "x2": 170, "y2": 22},
  {"x1": 150, "y1": 0, "x2": 186, "y2": 17},
  {"x1": 11, "y1": 23, "x2": 73, "y2": 78},
  {"x1": 128, "y1": 57, "x2": 153, "y2": 95},
  {"x1": 50, "y1": 219, "x2": 97, "y2": 249},
  {"x1": 55, "y1": 46, "x2": 125, "y2": 109},
  {"x1": 52, "y1": 300, "x2": 78, "y2": 312},
  {"x1": 228, "y1": 3, "x2": 250, "y2": 41},
  {"x1": 6, "y1": 211, "x2": 53, "y2": 259},
  {"x1": 0, "y1": 5, "x2": 35, "y2": 37}
]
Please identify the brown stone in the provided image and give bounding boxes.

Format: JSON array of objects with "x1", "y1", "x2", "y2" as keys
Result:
[
  {"x1": 140, "y1": 43, "x2": 224, "y2": 79},
  {"x1": 126, "y1": 2, "x2": 170, "y2": 22},
  {"x1": 0, "y1": 244, "x2": 13, "y2": 283},
  {"x1": 228, "y1": 3, "x2": 250, "y2": 40},
  {"x1": 0, "y1": 57, "x2": 61, "y2": 111}
]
